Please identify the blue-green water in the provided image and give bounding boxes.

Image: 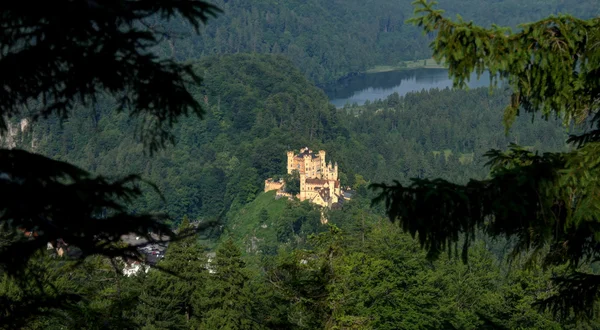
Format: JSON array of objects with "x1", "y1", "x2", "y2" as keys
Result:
[{"x1": 324, "y1": 68, "x2": 492, "y2": 108}]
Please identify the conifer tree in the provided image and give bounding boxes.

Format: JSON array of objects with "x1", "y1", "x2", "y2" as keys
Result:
[
  {"x1": 0, "y1": 1, "x2": 219, "y2": 325},
  {"x1": 193, "y1": 239, "x2": 260, "y2": 329},
  {"x1": 284, "y1": 170, "x2": 301, "y2": 196},
  {"x1": 373, "y1": 0, "x2": 600, "y2": 320},
  {"x1": 0, "y1": 0, "x2": 220, "y2": 272},
  {"x1": 135, "y1": 216, "x2": 207, "y2": 329}
]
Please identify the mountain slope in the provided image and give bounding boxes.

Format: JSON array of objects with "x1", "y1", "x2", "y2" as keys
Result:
[
  {"x1": 10, "y1": 54, "x2": 571, "y2": 229},
  {"x1": 156, "y1": 0, "x2": 598, "y2": 84},
  {"x1": 11, "y1": 54, "x2": 339, "y2": 228}
]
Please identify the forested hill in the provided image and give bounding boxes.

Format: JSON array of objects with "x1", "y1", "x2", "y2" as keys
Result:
[
  {"x1": 11, "y1": 54, "x2": 340, "y2": 233},
  {"x1": 10, "y1": 54, "x2": 568, "y2": 230},
  {"x1": 156, "y1": 0, "x2": 598, "y2": 84}
]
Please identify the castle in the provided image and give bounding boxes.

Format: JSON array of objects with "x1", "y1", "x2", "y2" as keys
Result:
[{"x1": 264, "y1": 147, "x2": 343, "y2": 208}]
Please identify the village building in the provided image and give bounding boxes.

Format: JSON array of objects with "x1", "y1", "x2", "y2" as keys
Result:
[{"x1": 265, "y1": 147, "x2": 344, "y2": 208}]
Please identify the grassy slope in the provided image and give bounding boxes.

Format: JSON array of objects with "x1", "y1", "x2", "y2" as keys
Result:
[{"x1": 220, "y1": 191, "x2": 288, "y2": 254}]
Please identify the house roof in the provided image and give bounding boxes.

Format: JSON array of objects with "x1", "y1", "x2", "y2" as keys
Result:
[{"x1": 319, "y1": 188, "x2": 330, "y2": 200}]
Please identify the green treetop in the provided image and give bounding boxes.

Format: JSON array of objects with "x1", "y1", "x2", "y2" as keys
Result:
[
  {"x1": 0, "y1": 1, "x2": 219, "y2": 327},
  {"x1": 193, "y1": 239, "x2": 260, "y2": 329},
  {"x1": 135, "y1": 216, "x2": 208, "y2": 329},
  {"x1": 409, "y1": 0, "x2": 600, "y2": 129},
  {"x1": 0, "y1": 0, "x2": 220, "y2": 275},
  {"x1": 373, "y1": 0, "x2": 600, "y2": 320}
]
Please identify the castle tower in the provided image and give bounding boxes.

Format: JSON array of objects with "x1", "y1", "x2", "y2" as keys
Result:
[
  {"x1": 287, "y1": 151, "x2": 294, "y2": 174},
  {"x1": 319, "y1": 150, "x2": 326, "y2": 178},
  {"x1": 334, "y1": 162, "x2": 338, "y2": 181},
  {"x1": 304, "y1": 153, "x2": 312, "y2": 177},
  {"x1": 299, "y1": 173, "x2": 306, "y2": 201}
]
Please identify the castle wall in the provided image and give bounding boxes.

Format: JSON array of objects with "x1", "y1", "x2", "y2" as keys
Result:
[
  {"x1": 264, "y1": 179, "x2": 284, "y2": 192},
  {"x1": 319, "y1": 150, "x2": 326, "y2": 172},
  {"x1": 286, "y1": 148, "x2": 343, "y2": 209},
  {"x1": 287, "y1": 151, "x2": 294, "y2": 174},
  {"x1": 299, "y1": 173, "x2": 307, "y2": 201},
  {"x1": 287, "y1": 148, "x2": 327, "y2": 179}
]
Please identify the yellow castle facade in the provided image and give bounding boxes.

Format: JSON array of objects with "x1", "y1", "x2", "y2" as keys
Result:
[{"x1": 265, "y1": 147, "x2": 343, "y2": 208}]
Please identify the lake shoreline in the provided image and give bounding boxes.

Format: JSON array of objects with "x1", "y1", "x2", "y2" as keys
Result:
[
  {"x1": 318, "y1": 59, "x2": 447, "y2": 90},
  {"x1": 324, "y1": 68, "x2": 490, "y2": 108},
  {"x1": 364, "y1": 58, "x2": 448, "y2": 74}
]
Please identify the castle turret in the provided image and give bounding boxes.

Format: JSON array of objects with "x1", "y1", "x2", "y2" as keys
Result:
[
  {"x1": 319, "y1": 150, "x2": 326, "y2": 177},
  {"x1": 299, "y1": 173, "x2": 307, "y2": 201},
  {"x1": 287, "y1": 151, "x2": 294, "y2": 174},
  {"x1": 326, "y1": 161, "x2": 333, "y2": 179},
  {"x1": 334, "y1": 162, "x2": 338, "y2": 181},
  {"x1": 304, "y1": 154, "x2": 311, "y2": 175},
  {"x1": 281, "y1": 147, "x2": 342, "y2": 209}
]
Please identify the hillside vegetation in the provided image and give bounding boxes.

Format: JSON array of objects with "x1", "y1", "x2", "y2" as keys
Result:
[
  {"x1": 154, "y1": 0, "x2": 599, "y2": 84},
  {"x1": 8, "y1": 54, "x2": 570, "y2": 231},
  {"x1": 5, "y1": 1, "x2": 600, "y2": 328}
]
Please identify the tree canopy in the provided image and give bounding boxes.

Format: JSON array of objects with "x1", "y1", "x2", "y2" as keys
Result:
[
  {"x1": 0, "y1": 1, "x2": 219, "y2": 326},
  {"x1": 373, "y1": 0, "x2": 600, "y2": 320},
  {"x1": 147, "y1": 0, "x2": 599, "y2": 84}
]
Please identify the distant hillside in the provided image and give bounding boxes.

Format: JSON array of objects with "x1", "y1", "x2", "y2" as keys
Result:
[
  {"x1": 155, "y1": 0, "x2": 598, "y2": 84},
  {"x1": 11, "y1": 54, "x2": 340, "y2": 229},
  {"x1": 11, "y1": 54, "x2": 571, "y2": 231}
]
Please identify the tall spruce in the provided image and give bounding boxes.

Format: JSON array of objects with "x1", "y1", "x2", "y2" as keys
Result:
[
  {"x1": 0, "y1": 1, "x2": 219, "y2": 326},
  {"x1": 372, "y1": 0, "x2": 600, "y2": 320},
  {"x1": 135, "y1": 216, "x2": 207, "y2": 329},
  {"x1": 193, "y1": 239, "x2": 260, "y2": 329}
]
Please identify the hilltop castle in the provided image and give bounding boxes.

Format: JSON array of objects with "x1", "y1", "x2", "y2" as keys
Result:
[{"x1": 264, "y1": 147, "x2": 343, "y2": 208}]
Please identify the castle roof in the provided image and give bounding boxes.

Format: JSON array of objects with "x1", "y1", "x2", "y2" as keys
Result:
[
  {"x1": 318, "y1": 188, "x2": 330, "y2": 200},
  {"x1": 305, "y1": 178, "x2": 328, "y2": 185},
  {"x1": 295, "y1": 148, "x2": 320, "y2": 159}
]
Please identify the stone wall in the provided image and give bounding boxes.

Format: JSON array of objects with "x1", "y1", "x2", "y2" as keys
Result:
[{"x1": 264, "y1": 178, "x2": 284, "y2": 192}]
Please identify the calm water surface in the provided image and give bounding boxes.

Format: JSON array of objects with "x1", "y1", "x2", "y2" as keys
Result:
[{"x1": 324, "y1": 68, "x2": 491, "y2": 108}]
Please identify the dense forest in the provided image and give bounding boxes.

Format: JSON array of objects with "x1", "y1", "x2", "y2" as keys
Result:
[
  {"x1": 4, "y1": 54, "x2": 588, "y2": 328},
  {"x1": 153, "y1": 0, "x2": 599, "y2": 83},
  {"x1": 6, "y1": 54, "x2": 569, "y2": 230},
  {"x1": 3, "y1": 0, "x2": 600, "y2": 328},
  {"x1": 8, "y1": 203, "x2": 596, "y2": 329}
]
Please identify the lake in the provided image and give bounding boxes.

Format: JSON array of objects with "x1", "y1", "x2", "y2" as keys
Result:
[{"x1": 323, "y1": 68, "x2": 492, "y2": 108}]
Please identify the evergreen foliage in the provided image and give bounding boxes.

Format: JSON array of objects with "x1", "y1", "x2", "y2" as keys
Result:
[
  {"x1": 193, "y1": 239, "x2": 259, "y2": 329},
  {"x1": 3, "y1": 181, "x2": 591, "y2": 329},
  {"x1": 3, "y1": 1, "x2": 599, "y2": 326},
  {"x1": 1, "y1": 0, "x2": 221, "y2": 152},
  {"x1": 134, "y1": 217, "x2": 207, "y2": 328},
  {"x1": 151, "y1": 0, "x2": 599, "y2": 84},
  {"x1": 0, "y1": 0, "x2": 219, "y2": 326},
  {"x1": 373, "y1": 0, "x2": 600, "y2": 320},
  {"x1": 0, "y1": 252, "x2": 141, "y2": 329},
  {"x1": 283, "y1": 170, "x2": 300, "y2": 196},
  {"x1": 13, "y1": 55, "x2": 571, "y2": 225}
]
